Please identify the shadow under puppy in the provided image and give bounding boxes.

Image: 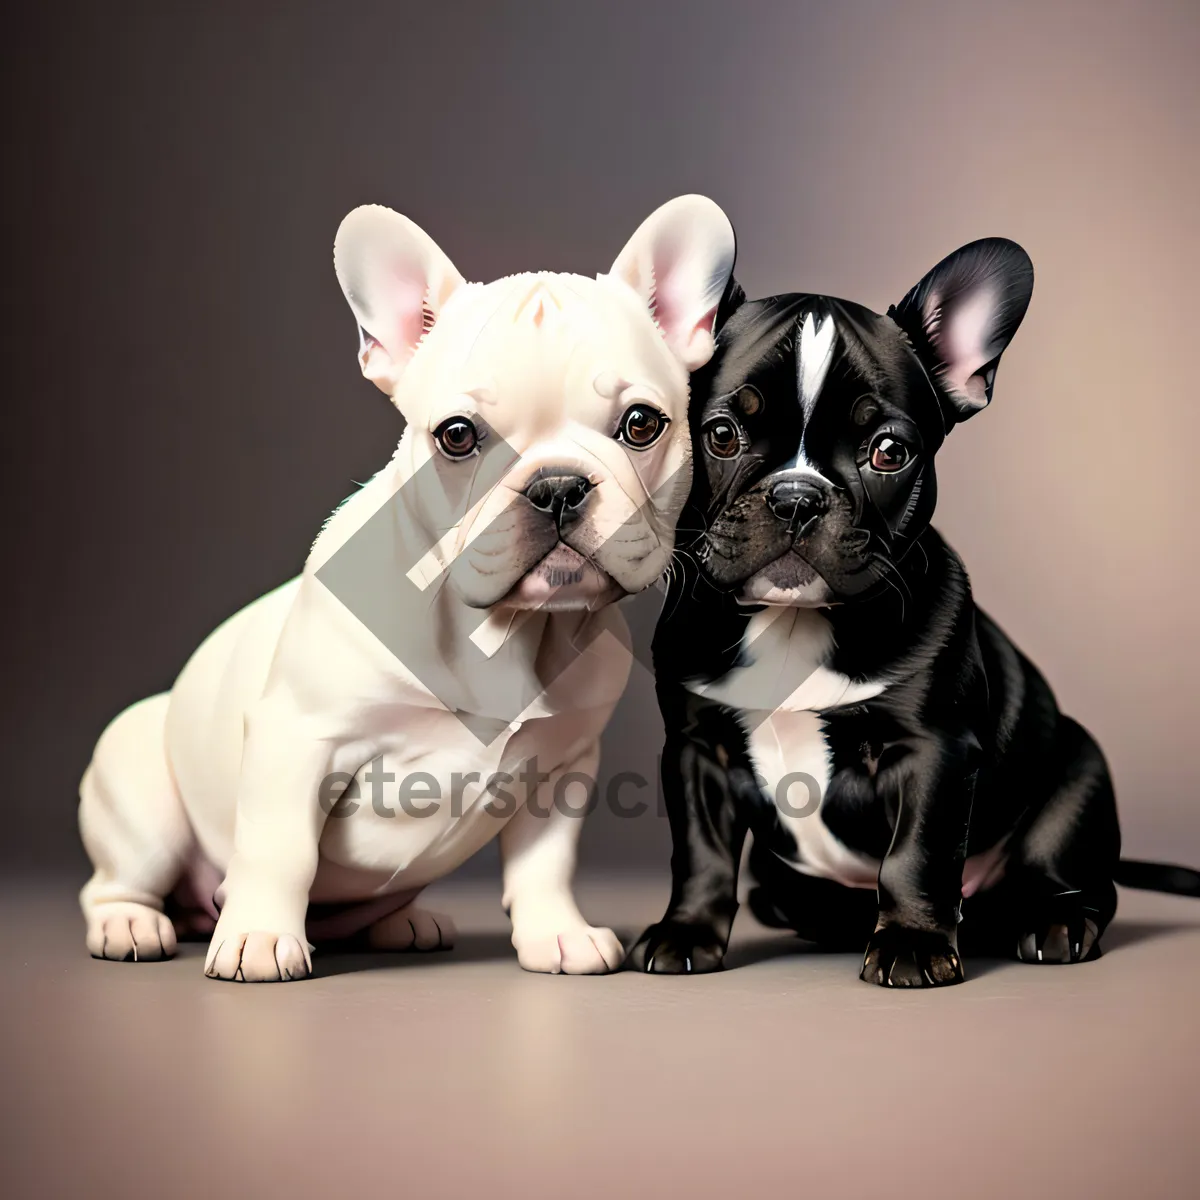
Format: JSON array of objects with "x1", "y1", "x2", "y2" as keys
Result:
[
  {"x1": 79, "y1": 195, "x2": 736, "y2": 981},
  {"x1": 631, "y1": 239, "x2": 1199, "y2": 986}
]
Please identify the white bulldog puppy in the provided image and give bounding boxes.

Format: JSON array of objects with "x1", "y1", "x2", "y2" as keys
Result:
[{"x1": 78, "y1": 196, "x2": 736, "y2": 981}]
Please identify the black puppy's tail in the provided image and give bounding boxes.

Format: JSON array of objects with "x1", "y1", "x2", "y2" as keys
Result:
[{"x1": 1115, "y1": 859, "x2": 1200, "y2": 898}]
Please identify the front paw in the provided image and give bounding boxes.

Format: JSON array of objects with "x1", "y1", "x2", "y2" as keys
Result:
[
  {"x1": 204, "y1": 918, "x2": 312, "y2": 983},
  {"x1": 86, "y1": 901, "x2": 177, "y2": 962},
  {"x1": 860, "y1": 925, "x2": 964, "y2": 988},
  {"x1": 512, "y1": 924, "x2": 623, "y2": 975},
  {"x1": 626, "y1": 921, "x2": 727, "y2": 974},
  {"x1": 1016, "y1": 917, "x2": 1100, "y2": 965}
]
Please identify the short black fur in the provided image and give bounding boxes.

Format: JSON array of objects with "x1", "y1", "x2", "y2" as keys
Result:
[{"x1": 630, "y1": 240, "x2": 1197, "y2": 986}]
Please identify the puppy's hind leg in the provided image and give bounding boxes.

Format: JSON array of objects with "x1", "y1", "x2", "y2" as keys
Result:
[
  {"x1": 1002, "y1": 717, "x2": 1120, "y2": 965},
  {"x1": 79, "y1": 693, "x2": 194, "y2": 962},
  {"x1": 365, "y1": 901, "x2": 457, "y2": 952},
  {"x1": 747, "y1": 847, "x2": 879, "y2": 951}
]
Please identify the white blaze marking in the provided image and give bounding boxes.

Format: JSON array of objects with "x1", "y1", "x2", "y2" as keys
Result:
[{"x1": 798, "y1": 310, "x2": 836, "y2": 416}]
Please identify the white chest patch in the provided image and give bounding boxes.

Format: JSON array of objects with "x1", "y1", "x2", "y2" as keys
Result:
[
  {"x1": 744, "y1": 708, "x2": 881, "y2": 889},
  {"x1": 687, "y1": 607, "x2": 886, "y2": 713},
  {"x1": 686, "y1": 605, "x2": 886, "y2": 889}
]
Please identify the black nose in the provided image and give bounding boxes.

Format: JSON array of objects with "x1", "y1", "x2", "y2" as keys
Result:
[
  {"x1": 767, "y1": 477, "x2": 826, "y2": 526},
  {"x1": 522, "y1": 474, "x2": 593, "y2": 522}
]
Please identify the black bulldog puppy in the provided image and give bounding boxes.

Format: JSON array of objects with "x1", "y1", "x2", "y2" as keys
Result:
[{"x1": 630, "y1": 239, "x2": 1200, "y2": 986}]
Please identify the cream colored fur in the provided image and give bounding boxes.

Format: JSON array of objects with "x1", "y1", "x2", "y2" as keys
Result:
[{"x1": 79, "y1": 196, "x2": 735, "y2": 981}]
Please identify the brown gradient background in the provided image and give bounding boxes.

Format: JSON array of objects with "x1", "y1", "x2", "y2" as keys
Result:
[
  {"x1": 3, "y1": 0, "x2": 1198, "y2": 878},
  {"x1": 4, "y1": 6, "x2": 1200, "y2": 1200}
]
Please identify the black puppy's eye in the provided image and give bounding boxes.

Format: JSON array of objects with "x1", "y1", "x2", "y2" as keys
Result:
[
  {"x1": 433, "y1": 416, "x2": 480, "y2": 459},
  {"x1": 868, "y1": 433, "x2": 910, "y2": 473},
  {"x1": 617, "y1": 404, "x2": 669, "y2": 449},
  {"x1": 704, "y1": 419, "x2": 742, "y2": 459}
]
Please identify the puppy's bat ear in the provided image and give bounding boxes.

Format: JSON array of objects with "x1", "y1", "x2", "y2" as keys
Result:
[
  {"x1": 715, "y1": 275, "x2": 748, "y2": 334},
  {"x1": 889, "y1": 237, "x2": 1033, "y2": 425},
  {"x1": 334, "y1": 206, "x2": 467, "y2": 400},
  {"x1": 607, "y1": 195, "x2": 737, "y2": 371}
]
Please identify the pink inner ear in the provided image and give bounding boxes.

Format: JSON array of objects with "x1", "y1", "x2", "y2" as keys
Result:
[
  {"x1": 380, "y1": 266, "x2": 430, "y2": 360},
  {"x1": 936, "y1": 285, "x2": 997, "y2": 401},
  {"x1": 650, "y1": 247, "x2": 681, "y2": 338},
  {"x1": 946, "y1": 287, "x2": 995, "y2": 371},
  {"x1": 650, "y1": 238, "x2": 712, "y2": 352}
]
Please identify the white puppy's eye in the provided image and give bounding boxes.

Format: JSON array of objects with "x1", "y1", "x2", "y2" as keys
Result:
[
  {"x1": 433, "y1": 416, "x2": 480, "y2": 460},
  {"x1": 616, "y1": 404, "x2": 669, "y2": 450}
]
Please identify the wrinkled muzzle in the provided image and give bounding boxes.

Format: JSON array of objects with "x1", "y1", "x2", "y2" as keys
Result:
[
  {"x1": 700, "y1": 469, "x2": 883, "y2": 606},
  {"x1": 438, "y1": 450, "x2": 686, "y2": 611}
]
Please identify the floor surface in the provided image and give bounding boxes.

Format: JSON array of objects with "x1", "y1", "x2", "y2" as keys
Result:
[{"x1": 2, "y1": 876, "x2": 1198, "y2": 1199}]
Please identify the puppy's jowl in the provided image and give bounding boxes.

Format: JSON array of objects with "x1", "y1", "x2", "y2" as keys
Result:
[
  {"x1": 633, "y1": 240, "x2": 1199, "y2": 986},
  {"x1": 79, "y1": 196, "x2": 736, "y2": 981}
]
